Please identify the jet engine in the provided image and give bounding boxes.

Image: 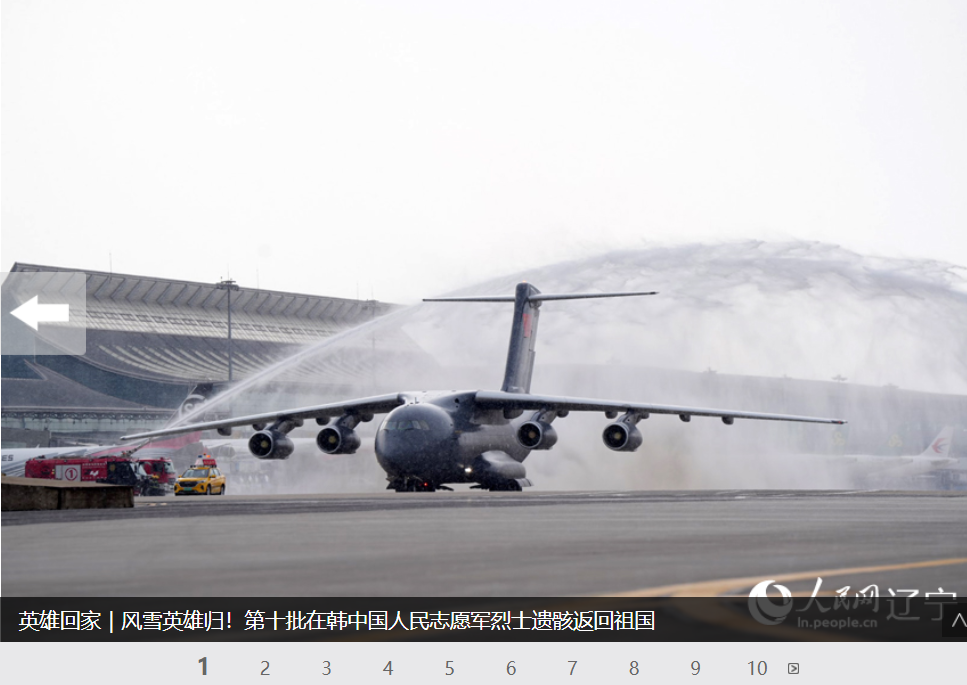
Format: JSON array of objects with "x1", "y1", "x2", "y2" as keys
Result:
[
  {"x1": 516, "y1": 421, "x2": 558, "y2": 450},
  {"x1": 248, "y1": 429, "x2": 295, "y2": 460},
  {"x1": 602, "y1": 422, "x2": 643, "y2": 452},
  {"x1": 316, "y1": 425, "x2": 361, "y2": 454}
]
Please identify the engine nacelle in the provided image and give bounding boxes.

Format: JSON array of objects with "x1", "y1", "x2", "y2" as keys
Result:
[
  {"x1": 317, "y1": 425, "x2": 361, "y2": 454},
  {"x1": 248, "y1": 429, "x2": 295, "y2": 460},
  {"x1": 602, "y1": 422, "x2": 643, "y2": 452},
  {"x1": 516, "y1": 421, "x2": 558, "y2": 450}
]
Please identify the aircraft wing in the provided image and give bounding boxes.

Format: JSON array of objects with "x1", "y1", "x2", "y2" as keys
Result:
[
  {"x1": 121, "y1": 393, "x2": 408, "y2": 441},
  {"x1": 473, "y1": 390, "x2": 846, "y2": 425}
]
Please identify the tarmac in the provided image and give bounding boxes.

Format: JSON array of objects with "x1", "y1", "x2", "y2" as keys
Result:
[{"x1": 3, "y1": 490, "x2": 965, "y2": 597}]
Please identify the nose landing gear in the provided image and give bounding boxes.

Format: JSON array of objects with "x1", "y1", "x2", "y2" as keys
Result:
[{"x1": 387, "y1": 478, "x2": 450, "y2": 493}]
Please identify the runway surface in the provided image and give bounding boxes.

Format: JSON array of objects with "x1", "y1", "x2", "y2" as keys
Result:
[{"x1": 3, "y1": 490, "x2": 966, "y2": 597}]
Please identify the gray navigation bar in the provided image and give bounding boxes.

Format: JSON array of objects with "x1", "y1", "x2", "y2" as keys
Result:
[{"x1": 1, "y1": 271, "x2": 87, "y2": 355}]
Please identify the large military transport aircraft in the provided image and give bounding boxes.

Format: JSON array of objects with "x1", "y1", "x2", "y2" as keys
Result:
[{"x1": 124, "y1": 283, "x2": 846, "y2": 491}]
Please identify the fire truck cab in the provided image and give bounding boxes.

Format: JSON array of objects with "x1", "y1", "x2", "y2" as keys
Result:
[{"x1": 138, "y1": 458, "x2": 178, "y2": 495}]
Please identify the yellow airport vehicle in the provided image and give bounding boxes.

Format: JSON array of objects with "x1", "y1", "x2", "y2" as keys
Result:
[{"x1": 174, "y1": 465, "x2": 226, "y2": 496}]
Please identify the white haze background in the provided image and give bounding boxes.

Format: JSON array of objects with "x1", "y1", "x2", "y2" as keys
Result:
[{"x1": 3, "y1": 0, "x2": 966, "y2": 301}]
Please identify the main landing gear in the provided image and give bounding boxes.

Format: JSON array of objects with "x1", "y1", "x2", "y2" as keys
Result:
[
  {"x1": 470, "y1": 479, "x2": 524, "y2": 492},
  {"x1": 387, "y1": 476, "x2": 529, "y2": 493}
]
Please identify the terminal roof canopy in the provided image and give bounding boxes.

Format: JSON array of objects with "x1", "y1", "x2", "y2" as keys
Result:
[{"x1": 10, "y1": 262, "x2": 397, "y2": 345}]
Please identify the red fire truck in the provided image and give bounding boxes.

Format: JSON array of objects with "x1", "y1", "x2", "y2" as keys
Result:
[{"x1": 24, "y1": 455, "x2": 164, "y2": 495}]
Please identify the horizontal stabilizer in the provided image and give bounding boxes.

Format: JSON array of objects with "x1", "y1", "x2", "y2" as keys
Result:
[
  {"x1": 423, "y1": 296, "x2": 516, "y2": 302},
  {"x1": 424, "y1": 291, "x2": 657, "y2": 303},
  {"x1": 426, "y1": 283, "x2": 659, "y2": 394},
  {"x1": 530, "y1": 291, "x2": 658, "y2": 302}
]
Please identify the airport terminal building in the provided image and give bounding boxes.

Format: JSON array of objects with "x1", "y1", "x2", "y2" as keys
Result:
[{"x1": 2, "y1": 263, "x2": 398, "y2": 447}]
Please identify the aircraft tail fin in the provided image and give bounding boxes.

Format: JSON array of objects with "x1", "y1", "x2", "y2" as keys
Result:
[
  {"x1": 501, "y1": 282, "x2": 542, "y2": 394},
  {"x1": 123, "y1": 383, "x2": 223, "y2": 452},
  {"x1": 426, "y1": 283, "x2": 657, "y2": 394},
  {"x1": 165, "y1": 383, "x2": 219, "y2": 428},
  {"x1": 918, "y1": 426, "x2": 954, "y2": 458}
]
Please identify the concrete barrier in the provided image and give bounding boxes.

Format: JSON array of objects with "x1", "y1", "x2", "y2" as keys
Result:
[{"x1": 1, "y1": 476, "x2": 134, "y2": 511}]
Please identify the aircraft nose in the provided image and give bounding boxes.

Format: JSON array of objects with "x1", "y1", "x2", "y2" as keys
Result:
[
  {"x1": 375, "y1": 408, "x2": 453, "y2": 477},
  {"x1": 377, "y1": 430, "x2": 443, "y2": 473},
  {"x1": 377, "y1": 433, "x2": 409, "y2": 466}
]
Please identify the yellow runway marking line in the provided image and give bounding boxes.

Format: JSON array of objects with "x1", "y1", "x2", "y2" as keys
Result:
[{"x1": 605, "y1": 556, "x2": 967, "y2": 597}]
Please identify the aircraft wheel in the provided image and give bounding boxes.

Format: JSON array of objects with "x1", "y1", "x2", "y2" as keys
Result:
[
  {"x1": 206, "y1": 485, "x2": 211, "y2": 495},
  {"x1": 488, "y1": 480, "x2": 522, "y2": 492},
  {"x1": 220, "y1": 486, "x2": 226, "y2": 496}
]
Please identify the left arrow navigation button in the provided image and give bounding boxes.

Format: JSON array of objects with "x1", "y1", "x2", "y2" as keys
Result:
[{"x1": 10, "y1": 295, "x2": 71, "y2": 331}]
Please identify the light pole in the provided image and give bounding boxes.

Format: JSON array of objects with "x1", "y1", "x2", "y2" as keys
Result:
[{"x1": 216, "y1": 278, "x2": 240, "y2": 381}]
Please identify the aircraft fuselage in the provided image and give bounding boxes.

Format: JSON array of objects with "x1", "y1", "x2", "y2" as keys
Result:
[{"x1": 374, "y1": 392, "x2": 531, "y2": 490}]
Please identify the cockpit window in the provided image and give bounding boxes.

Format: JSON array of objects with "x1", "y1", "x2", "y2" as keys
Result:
[{"x1": 383, "y1": 420, "x2": 430, "y2": 431}]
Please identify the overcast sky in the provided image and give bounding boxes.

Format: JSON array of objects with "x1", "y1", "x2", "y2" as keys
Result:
[{"x1": 3, "y1": 0, "x2": 966, "y2": 303}]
